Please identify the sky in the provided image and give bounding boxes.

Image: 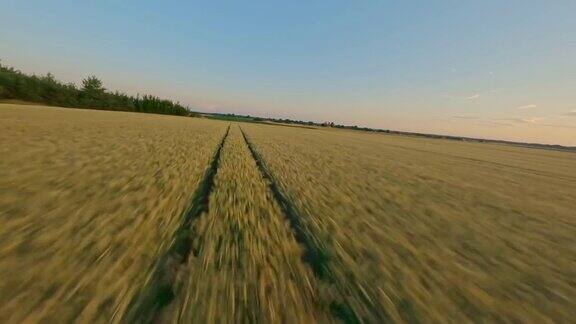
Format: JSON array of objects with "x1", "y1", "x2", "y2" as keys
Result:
[{"x1": 1, "y1": 0, "x2": 575, "y2": 145}]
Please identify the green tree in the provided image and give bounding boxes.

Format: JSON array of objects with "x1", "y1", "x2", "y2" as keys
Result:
[
  {"x1": 81, "y1": 76, "x2": 104, "y2": 93},
  {"x1": 1, "y1": 62, "x2": 193, "y2": 116}
]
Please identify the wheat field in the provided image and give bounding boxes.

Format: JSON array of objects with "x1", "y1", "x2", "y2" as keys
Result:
[
  {"x1": 165, "y1": 125, "x2": 332, "y2": 323},
  {"x1": 1, "y1": 103, "x2": 575, "y2": 323},
  {"x1": 0, "y1": 104, "x2": 226, "y2": 322},
  {"x1": 241, "y1": 122, "x2": 576, "y2": 323}
]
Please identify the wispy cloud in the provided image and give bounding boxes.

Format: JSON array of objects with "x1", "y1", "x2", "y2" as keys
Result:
[
  {"x1": 492, "y1": 117, "x2": 523, "y2": 124},
  {"x1": 454, "y1": 114, "x2": 574, "y2": 131},
  {"x1": 516, "y1": 104, "x2": 536, "y2": 110},
  {"x1": 493, "y1": 117, "x2": 544, "y2": 124},
  {"x1": 540, "y1": 123, "x2": 576, "y2": 129},
  {"x1": 487, "y1": 121, "x2": 513, "y2": 127},
  {"x1": 452, "y1": 115, "x2": 478, "y2": 120},
  {"x1": 453, "y1": 113, "x2": 573, "y2": 131},
  {"x1": 442, "y1": 91, "x2": 489, "y2": 101},
  {"x1": 521, "y1": 117, "x2": 543, "y2": 124}
]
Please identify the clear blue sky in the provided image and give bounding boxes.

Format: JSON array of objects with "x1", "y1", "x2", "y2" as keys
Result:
[{"x1": 1, "y1": 0, "x2": 575, "y2": 145}]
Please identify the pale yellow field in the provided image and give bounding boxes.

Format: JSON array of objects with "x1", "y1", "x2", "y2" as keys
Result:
[
  {"x1": 2, "y1": 104, "x2": 576, "y2": 323},
  {"x1": 0, "y1": 104, "x2": 226, "y2": 322},
  {"x1": 242, "y1": 123, "x2": 576, "y2": 323}
]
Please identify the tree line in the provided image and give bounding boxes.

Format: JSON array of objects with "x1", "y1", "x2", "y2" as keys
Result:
[{"x1": 0, "y1": 62, "x2": 197, "y2": 117}]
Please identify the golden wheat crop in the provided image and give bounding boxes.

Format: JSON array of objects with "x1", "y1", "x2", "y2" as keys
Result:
[
  {"x1": 166, "y1": 125, "x2": 331, "y2": 323},
  {"x1": 0, "y1": 104, "x2": 227, "y2": 323},
  {"x1": 242, "y1": 122, "x2": 576, "y2": 323},
  {"x1": 3, "y1": 103, "x2": 576, "y2": 323}
]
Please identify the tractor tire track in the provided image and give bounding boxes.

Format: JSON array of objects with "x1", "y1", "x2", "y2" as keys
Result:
[
  {"x1": 122, "y1": 124, "x2": 230, "y2": 323},
  {"x1": 239, "y1": 126, "x2": 363, "y2": 323}
]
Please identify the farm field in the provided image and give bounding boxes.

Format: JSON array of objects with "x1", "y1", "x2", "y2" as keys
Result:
[
  {"x1": 1, "y1": 103, "x2": 576, "y2": 323},
  {"x1": 164, "y1": 126, "x2": 330, "y2": 323},
  {"x1": 241, "y1": 123, "x2": 576, "y2": 322},
  {"x1": 0, "y1": 104, "x2": 227, "y2": 322}
]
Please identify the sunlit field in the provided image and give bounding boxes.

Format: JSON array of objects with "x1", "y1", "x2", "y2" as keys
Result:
[
  {"x1": 1, "y1": 104, "x2": 575, "y2": 323},
  {"x1": 0, "y1": 104, "x2": 226, "y2": 322},
  {"x1": 242, "y1": 122, "x2": 576, "y2": 322}
]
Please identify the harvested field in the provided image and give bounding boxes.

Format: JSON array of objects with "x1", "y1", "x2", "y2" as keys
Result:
[
  {"x1": 241, "y1": 123, "x2": 576, "y2": 323},
  {"x1": 0, "y1": 104, "x2": 226, "y2": 322}
]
